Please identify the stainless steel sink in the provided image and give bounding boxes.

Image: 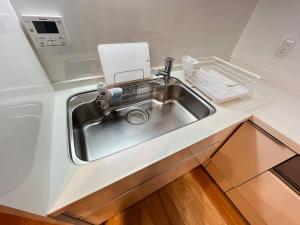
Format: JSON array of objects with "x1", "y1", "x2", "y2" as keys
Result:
[{"x1": 68, "y1": 78, "x2": 215, "y2": 165}]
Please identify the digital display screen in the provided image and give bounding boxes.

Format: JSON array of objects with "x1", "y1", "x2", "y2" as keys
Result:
[{"x1": 33, "y1": 21, "x2": 59, "y2": 34}]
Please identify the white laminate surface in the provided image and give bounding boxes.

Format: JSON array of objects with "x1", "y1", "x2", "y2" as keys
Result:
[
  {"x1": 48, "y1": 70, "x2": 300, "y2": 214},
  {"x1": 0, "y1": 0, "x2": 55, "y2": 216}
]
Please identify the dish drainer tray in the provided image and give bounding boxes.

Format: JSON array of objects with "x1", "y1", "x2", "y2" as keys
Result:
[{"x1": 183, "y1": 56, "x2": 260, "y2": 103}]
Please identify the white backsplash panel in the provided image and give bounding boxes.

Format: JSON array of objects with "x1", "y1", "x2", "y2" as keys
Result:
[
  {"x1": 10, "y1": 0, "x2": 258, "y2": 83},
  {"x1": 231, "y1": 0, "x2": 300, "y2": 95}
]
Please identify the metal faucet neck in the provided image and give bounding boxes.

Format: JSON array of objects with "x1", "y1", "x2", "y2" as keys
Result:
[
  {"x1": 163, "y1": 57, "x2": 174, "y2": 74},
  {"x1": 156, "y1": 57, "x2": 174, "y2": 85}
]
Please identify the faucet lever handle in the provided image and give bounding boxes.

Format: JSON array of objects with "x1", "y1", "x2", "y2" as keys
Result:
[{"x1": 155, "y1": 70, "x2": 167, "y2": 76}]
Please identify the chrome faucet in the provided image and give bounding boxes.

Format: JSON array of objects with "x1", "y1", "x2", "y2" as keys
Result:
[{"x1": 156, "y1": 57, "x2": 174, "y2": 84}]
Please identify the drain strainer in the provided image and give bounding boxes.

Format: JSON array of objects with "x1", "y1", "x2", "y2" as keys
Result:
[{"x1": 126, "y1": 109, "x2": 149, "y2": 125}]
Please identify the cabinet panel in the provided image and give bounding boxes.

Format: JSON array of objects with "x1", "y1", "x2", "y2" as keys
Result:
[
  {"x1": 206, "y1": 162, "x2": 234, "y2": 192},
  {"x1": 80, "y1": 141, "x2": 233, "y2": 224},
  {"x1": 228, "y1": 171, "x2": 300, "y2": 225},
  {"x1": 0, "y1": 205, "x2": 70, "y2": 225},
  {"x1": 51, "y1": 124, "x2": 238, "y2": 222},
  {"x1": 226, "y1": 189, "x2": 267, "y2": 225},
  {"x1": 209, "y1": 122, "x2": 295, "y2": 191},
  {"x1": 81, "y1": 154, "x2": 200, "y2": 224}
]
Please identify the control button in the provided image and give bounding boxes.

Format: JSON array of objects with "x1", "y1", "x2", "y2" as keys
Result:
[
  {"x1": 36, "y1": 36, "x2": 68, "y2": 47},
  {"x1": 36, "y1": 38, "x2": 46, "y2": 46}
]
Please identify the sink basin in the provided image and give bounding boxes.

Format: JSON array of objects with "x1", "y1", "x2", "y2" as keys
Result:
[{"x1": 68, "y1": 78, "x2": 215, "y2": 165}]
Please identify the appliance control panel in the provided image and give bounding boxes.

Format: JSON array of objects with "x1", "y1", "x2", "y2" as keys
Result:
[{"x1": 22, "y1": 15, "x2": 70, "y2": 48}]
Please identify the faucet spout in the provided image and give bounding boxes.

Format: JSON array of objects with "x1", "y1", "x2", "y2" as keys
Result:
[{"x1": 156, "y1": 57, "x2": 174, "y2": 84}]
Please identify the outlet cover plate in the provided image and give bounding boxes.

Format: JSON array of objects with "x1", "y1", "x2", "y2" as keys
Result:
[{"x1": 275, "y1": 39, "x2": 296, "y2": 57}]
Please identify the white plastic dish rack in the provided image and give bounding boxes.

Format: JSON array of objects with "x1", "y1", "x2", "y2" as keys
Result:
[{"x1": 182, "y1": 56, "x2": 261, "y2": 103}]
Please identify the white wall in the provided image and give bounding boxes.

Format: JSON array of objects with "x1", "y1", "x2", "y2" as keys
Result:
[
  {"x1": 0, "y1": 0, "x2": 54, "y2": 215},
  {"x1": 10, "y1": 0, "x2": 258, "y2": 83},
  {"x1": 231, "y1": 0, "x2": 300, "y2": 95}
]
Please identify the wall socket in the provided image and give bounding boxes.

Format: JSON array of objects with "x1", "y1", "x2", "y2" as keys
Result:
[{"x1": 275, "y1": 39, "x2": 296, "y2": 57}]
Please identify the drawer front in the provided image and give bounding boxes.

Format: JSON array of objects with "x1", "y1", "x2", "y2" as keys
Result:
[
  {"x1": 227, "y1": 171, "x2": 300, "y2": 225},
  {"x1": 210, "y1": 122, "x2": 295, "y2": 191}
]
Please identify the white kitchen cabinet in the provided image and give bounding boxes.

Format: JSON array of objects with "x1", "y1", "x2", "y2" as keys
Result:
[
  {"x1": 206, "y1": 122, "x2": 295, "y2": 191},
  {"x1": 227, "y1": 171, "x2": 300, "y2": 225}
]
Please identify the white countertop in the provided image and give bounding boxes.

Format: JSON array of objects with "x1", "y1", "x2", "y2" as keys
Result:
[{"x1": 48, "y1": 70, "x2": 300, "y2": 214}]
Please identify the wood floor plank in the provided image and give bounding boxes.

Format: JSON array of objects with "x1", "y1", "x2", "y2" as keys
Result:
[
  {"x1": 157, "y1": 188, "x2": 186, "y2": 225},
  {"x1": 144, "y1": 193, "x2": 172, "y2": 225},
  {"x1": 104, "y1": 166, "x2": 248, "y2": 225},
  {"x1": 189, "y1": 168, "x2": 248, "y2": 225},
  {"x1": 104, "y1": 199, "x2": 155, "y2": 225},
  {"x1": 159, "y1": 174, "x2": 227, "y2": 225}
]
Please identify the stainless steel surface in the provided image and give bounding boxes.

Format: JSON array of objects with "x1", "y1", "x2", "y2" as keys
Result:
[
  {"x1": 68, "y1": 77, "x2": 215, "y2": 165},
  {"x1": 156, "y1": 57, "x2": 174, "y2": 84},
  {"x1": 126, "y1": 109, "x2": 149, "y2": 125}
]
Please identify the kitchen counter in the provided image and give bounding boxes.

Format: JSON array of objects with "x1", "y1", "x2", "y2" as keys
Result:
[{"x1": 48, "y1": 70, "x2": 300, "y2": 215}]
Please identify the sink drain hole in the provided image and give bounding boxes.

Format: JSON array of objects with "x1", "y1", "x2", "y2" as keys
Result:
[{"x1": 126, "y1": 109, "x2": 149, "y2": 125}]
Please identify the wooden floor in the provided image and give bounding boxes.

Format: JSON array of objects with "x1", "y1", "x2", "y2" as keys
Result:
[{"x1": 103, "y1": 166, "x2": 248, "y2": 225}]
